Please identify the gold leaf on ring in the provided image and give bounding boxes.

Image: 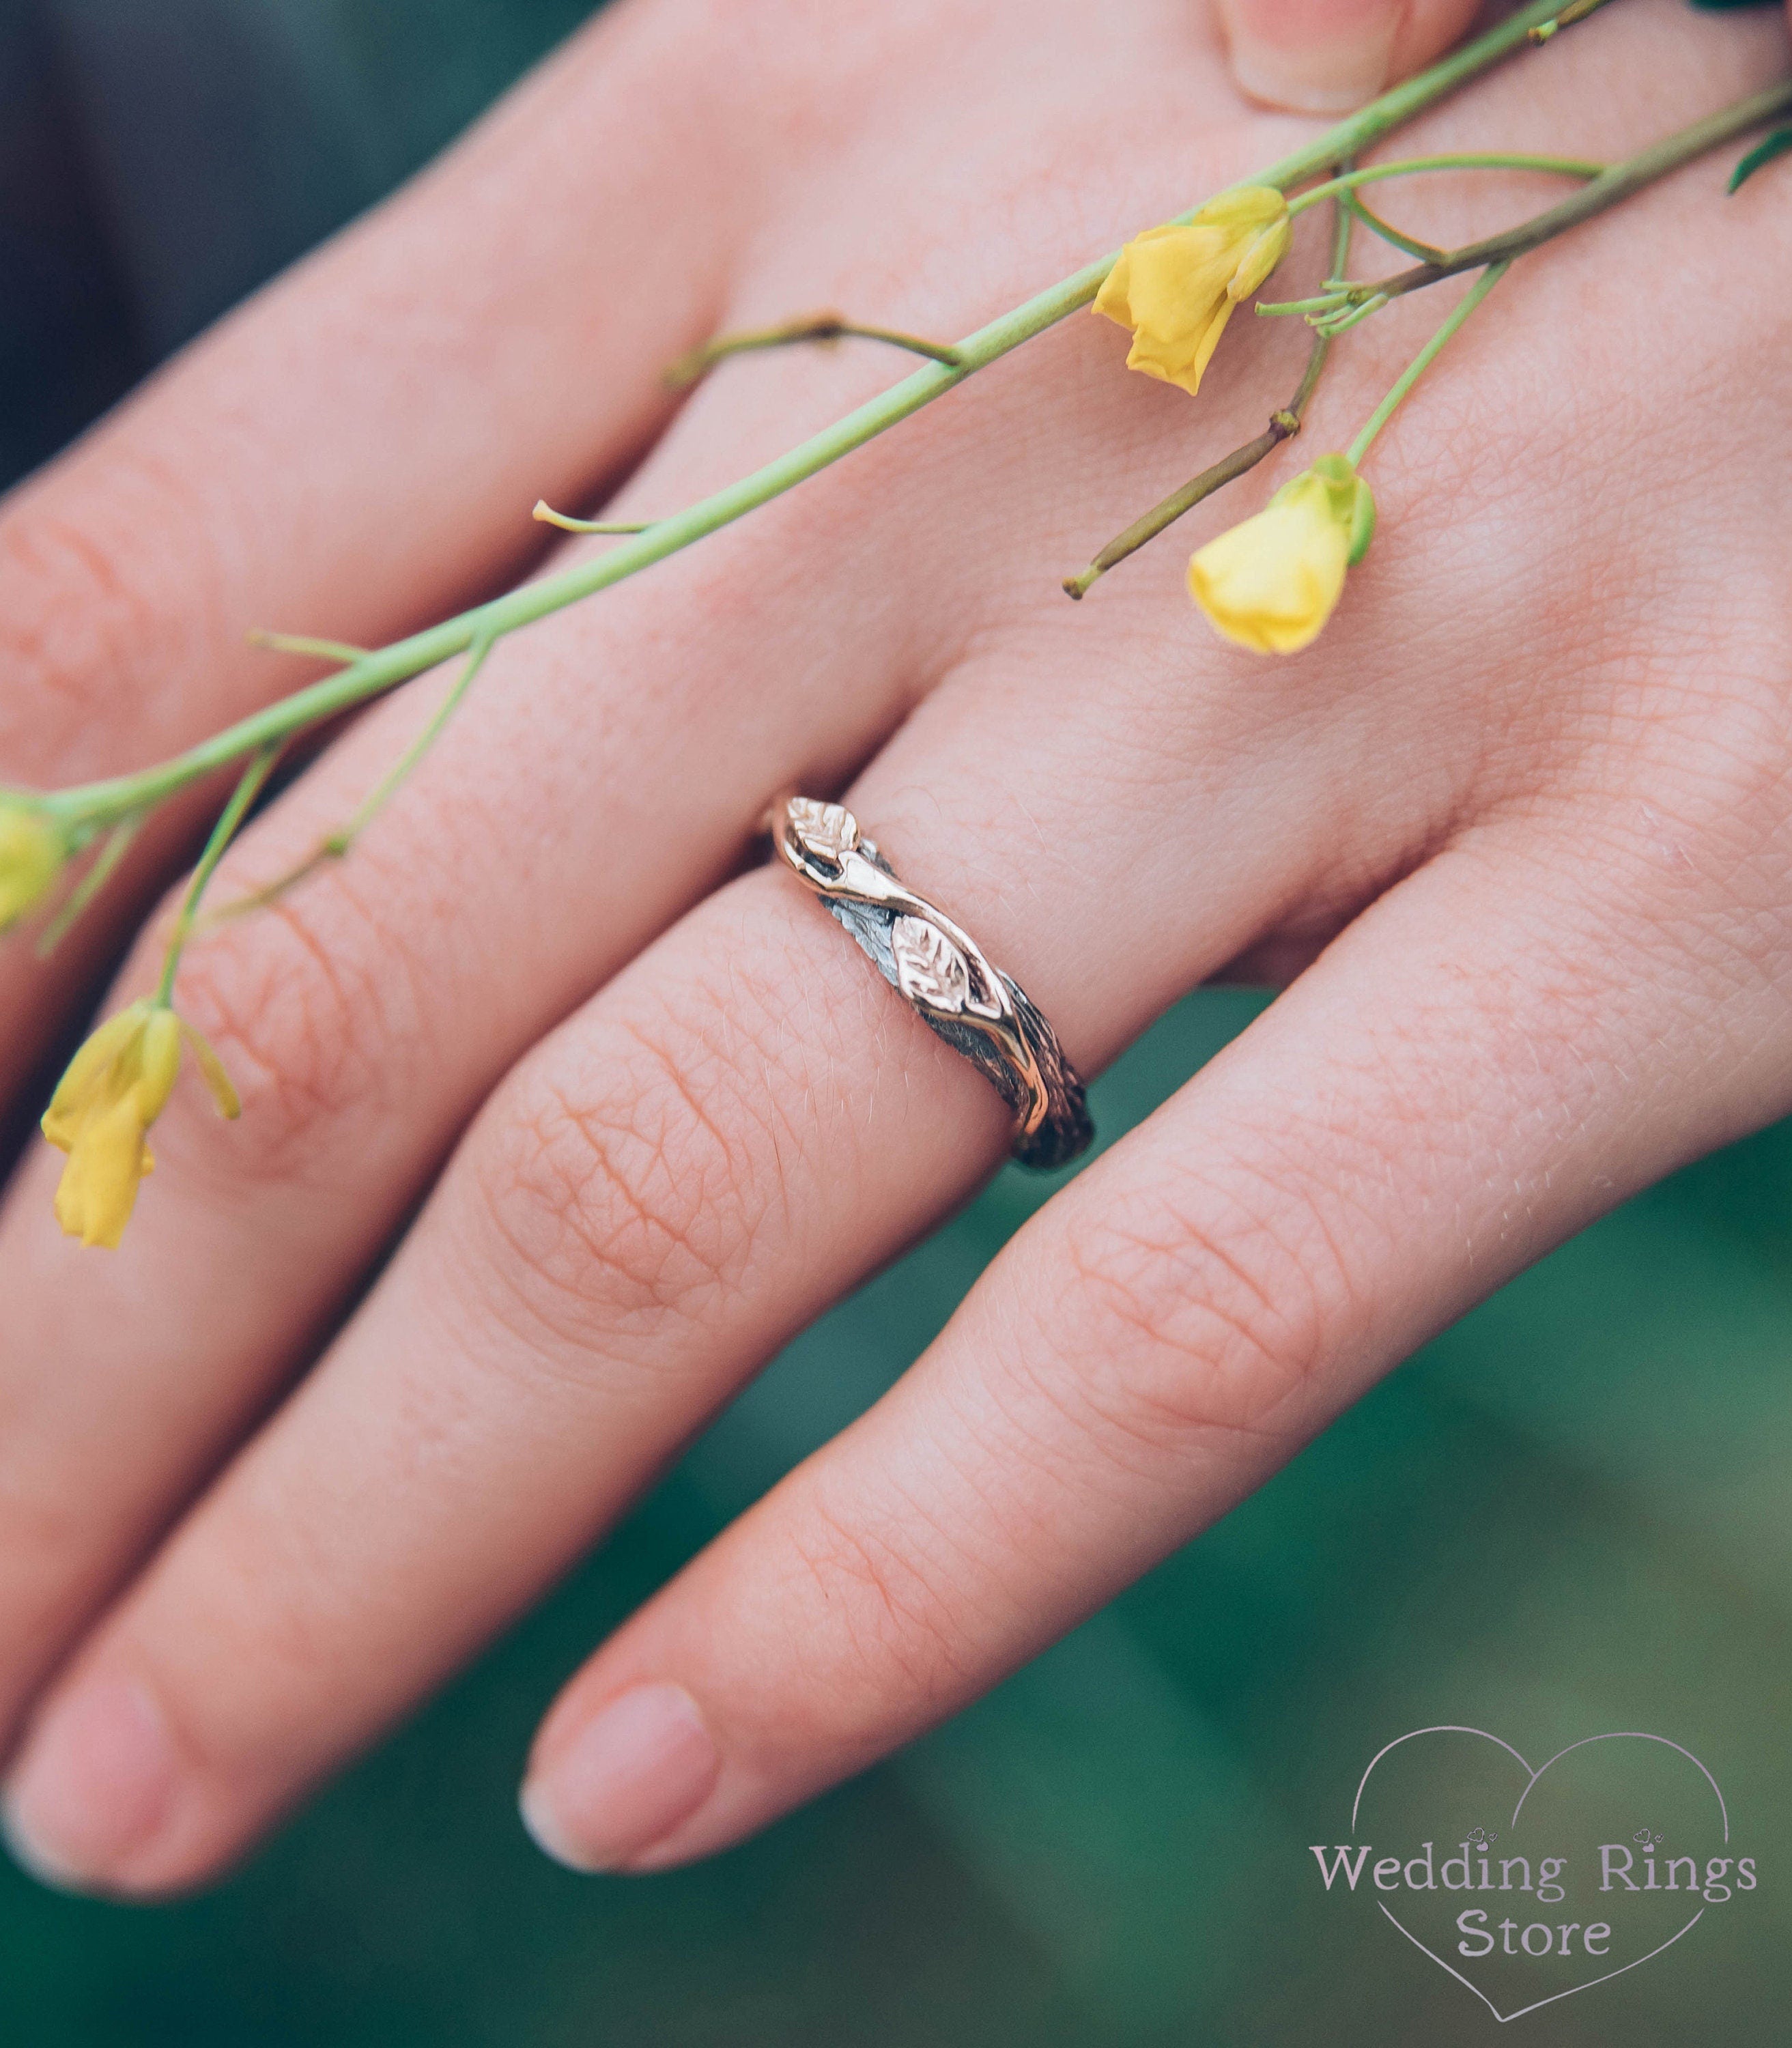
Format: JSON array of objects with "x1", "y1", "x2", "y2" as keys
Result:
[
  {"x1": 789, "y1": 797, "x2": 860, "y2": 866},
  {"x1": 892, "y1": 914, "x2": 969, "y2": 1013}
]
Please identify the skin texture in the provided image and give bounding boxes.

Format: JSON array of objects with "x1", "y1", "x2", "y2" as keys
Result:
[{"x1": 0, "y1": 0, "x2": 1789, "y2": 1893}]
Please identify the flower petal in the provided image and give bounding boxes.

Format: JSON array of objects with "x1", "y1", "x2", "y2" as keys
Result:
[
  {"x1": 53, "y1": 1094, "x2": 155, "y2": 1249},
  {"x1": 1094, "y1": 192, "x2": 1290, "y2": 400},
  {"x1": 41, "y1": 1001, "x2": 154, "y2": 1148},
  {"x1": 1188, "y1": 473, "x2": 1352, "y2": 655}
]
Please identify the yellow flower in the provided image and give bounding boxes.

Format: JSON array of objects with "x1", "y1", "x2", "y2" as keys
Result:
[
  {"x1": 0, "y1": 800, "x2": 65, "y2": 930},
  {"x1": 41, "y1": 999, "x2": 240, "y2": 1249},
  {"x1": 1094, "y1": 186, "x2": 1291, "y2": 398},
  {"x1": 1188, "y1": 454, "x2": 1376, "y2": 655}
]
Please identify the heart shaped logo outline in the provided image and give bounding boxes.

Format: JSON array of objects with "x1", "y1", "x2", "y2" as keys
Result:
[{"x1": 1352, "y1": 1726, "x2": 1729, "y2": 2025}]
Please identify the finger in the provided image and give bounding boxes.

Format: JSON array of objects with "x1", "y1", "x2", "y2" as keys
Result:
[
  {"x1": 0, "y1": 0, "x2": 751, "y2": 1093},
  {"x1": 1214, "y1": 0, "x2": 1483, "y2": 115},
  {"x1": 0, "y1": 601, "x2": 1410, "y2": 1892},
  {"x1": 513, "y1": 800, "x2": 1792, "y2": 1871},
  {"x1": 0, "y1": 425, "x2": 945, "y2": 1750}
]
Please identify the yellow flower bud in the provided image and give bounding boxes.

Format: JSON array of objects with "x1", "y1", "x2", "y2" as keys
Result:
[
  {"x1": 0, "y1": 800, "x2": 66, "y2": 931},
  {"x1": 1094, "y1": 186, "x2": 1292, "y2": 399},
  {"x1": 1187, "y1": 455, "x2": 1376, "y2": 655},
  {"x1": 42, "y1": 999, "x2": 240, "y2": 1249}
]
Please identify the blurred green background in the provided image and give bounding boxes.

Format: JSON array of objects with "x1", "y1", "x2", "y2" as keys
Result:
[{"x1": 1, "y1": 3, "x2": 1787, "y2": 2040}]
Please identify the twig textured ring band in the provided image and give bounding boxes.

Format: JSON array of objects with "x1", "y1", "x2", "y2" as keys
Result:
[{"x1": 769, "y1": 795, "x2": 1094, "y2": 1171}]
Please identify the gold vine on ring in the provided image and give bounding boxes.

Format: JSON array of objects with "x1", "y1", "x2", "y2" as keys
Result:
[{"x1": 769, "y1": 796, "x2": 1092, "y2": 1171}]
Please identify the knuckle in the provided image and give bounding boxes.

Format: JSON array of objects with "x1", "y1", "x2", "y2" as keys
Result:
[
  {"x1": 168, "y1": 870, "x2": 431, "y2": 1182},
  {"x1": 464, "y1": 973, "x2": 793, "y2": 1359},
  {"x1": 1053, "y1": 1161, "x2": 1354, "y2": 1455},
  {"x1": 1563, "y1": 614, "x2": 1792, "y2": 849},
  {"x1": 1643, "y1": 672, "x2": 1792, "y2": 842},
  {"x1": 0, "y1": 454, "x2": 227, "y2": 779},
  {"x1": 1584, "y1": 664, "x2": 1792, "y2": 978},
  {"x1": 776, "y1": 1481, "x2": 979, "y2": 1710}
]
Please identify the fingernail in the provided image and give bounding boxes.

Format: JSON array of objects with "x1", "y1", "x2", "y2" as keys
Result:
[
  {"x1": 1223, "y1": 6, "x2": 1398, "y2": 114},
  {"x1": 2, "y1": 1675, "x2": 176, "y2": 1894},
  {"x1": 520, "y1": 1682, "x2": 720, "y2": 1874}
]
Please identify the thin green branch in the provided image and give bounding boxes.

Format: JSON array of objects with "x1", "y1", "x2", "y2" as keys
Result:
[
  {"x1": 333, "y1": 631, "x2": 498, "y2": 853},
  {"x1": 1063, "y1": 416, "x2": 1294, "y2": 601},
  {"x1": 1309, "y1": 75, "x2": 1792, "y2": 328},
  {"x1": 533, "y1": 502, "x2": 653, "y2": 535},
  {"x1": 35, "y1": 815, "x2": 141, "y2": 958},
  {"x1": 1285, "y1": 152, "x2": 1604, "y2": 217},
  {"x1": 1313, "y1": 292, "x2": 1390, "y2": 336},
  {"x1": 208, "y1": 629, "x2": 500, "y2": 924},
  {"x1": 1256, "y1": 291, "x2": 1356, "y2": 317},
  {"x1": 1346, "y1": 261, "x2": 1509, "y2": 467},
  {"x1": 664, "y1": 313, "x2": 963, "y2": 388},
  {"x1": 155, "y1": 745, "x2": 281, "y2": 1005},
  {"x1": 1529, "y1": 0, "x2": 1621, "y2": 45},
  {"x1": 248, "y1": 630, "x2": 371, "y2": 665},
  {"x1": 1343, "y1": 191, "x2": 1445, "y2": 264},
  {"x1": 33, "y1": 0, "x2": 1574, "y2": 836}
]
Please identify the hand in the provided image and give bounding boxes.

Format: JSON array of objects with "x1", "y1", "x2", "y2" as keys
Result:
[{"x1": 0, "y1": 0, "x2": 1787, "y2": 1894}]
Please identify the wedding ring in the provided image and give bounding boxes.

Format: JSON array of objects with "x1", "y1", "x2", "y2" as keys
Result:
[{"x1": 769, "y1": 795, "x2": 1093, "y2": 1170}]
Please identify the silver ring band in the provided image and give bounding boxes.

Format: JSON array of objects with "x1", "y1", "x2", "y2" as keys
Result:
[{"x1": 769, "y1": 795, "x2": 1093, "y2": 1171}]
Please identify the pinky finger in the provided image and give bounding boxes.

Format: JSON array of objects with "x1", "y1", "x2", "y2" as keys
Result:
[{"x1": 518, "y1": 815, "x2": 1792, "y2": 1871}]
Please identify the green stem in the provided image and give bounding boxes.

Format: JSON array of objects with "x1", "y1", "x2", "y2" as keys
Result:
[
  {"x1": 1341, "y1": 190, "x2": 1446, "y2": 264},
  {"x1": 664, "y1": 313, "x2": 963, "y2": 387},
  {"x1": 249, "y1": 630, "x2": 372, "y2": 665},
  {"x1": 533, "y1": 502, "x2": 653, "y2": 535},
  {"x1": 1319, "y1": 75, "x2": 1792, "y2": 322},
  {"x1": 1346, "y1": 261, "x2": 1509, "y2": 467},
  {"x1": 40, "y1": 0, "x2": 1571, "y2": 831},
  {"x1": 154, "y1": 745, "x2": 281, "y2": 1005},
  {"x1": 338, "y1": 632, "x2": 496, "y2": 849},
  {"x1": 1287, "y1": 152, "x2": 1604, "y2": 216},
  {"x1": 1256, "y1": 291, "x2": 1357, "y2": 317},
  {"x1": 1315, "y1": 291, "x2": 1391, "y2": 336},
  {"x1": 210, "y1": 631, "x2": 500, "y2": 924},
  {"x1": 35, "y1": 815, "x2": 141, "y2": 958},
  {"x1": 1530, "y1": 0, "x2": 1620, "y2": 45},
  {"x1": 1303, "y1": 151, "x2": 1604, "y2": 268}
]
